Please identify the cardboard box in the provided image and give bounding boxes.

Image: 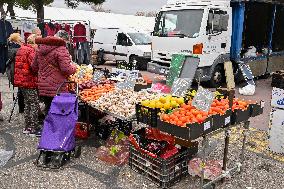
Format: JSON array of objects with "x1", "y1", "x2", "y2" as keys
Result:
[{"x1": 271, "y1": 87, "x2": 284, "y2": 109}]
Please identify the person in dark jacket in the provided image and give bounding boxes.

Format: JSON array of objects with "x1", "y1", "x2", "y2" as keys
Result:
[
  {"x1": 7, "y1": 33, "x2": 25, "y2": 114},
  {"x1": 32, "y1": 36, "x2": 76, "y2": 115},
  {"x1": 14, "y1": 34, "x2": 40, "y2": 136}
]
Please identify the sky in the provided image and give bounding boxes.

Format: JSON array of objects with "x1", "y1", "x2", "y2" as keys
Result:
[{"x1": 51, "y1": 0, "x2": 167, "y2": 14}]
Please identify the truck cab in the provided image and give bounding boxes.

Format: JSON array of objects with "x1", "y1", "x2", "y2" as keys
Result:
[{"x1": 150, "y1": 0, "x2": 284, "y2": 87}]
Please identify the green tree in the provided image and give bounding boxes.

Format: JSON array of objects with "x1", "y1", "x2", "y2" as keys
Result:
[{"x1": 0, "y1": 0, "x2": 16, "y2": 18}]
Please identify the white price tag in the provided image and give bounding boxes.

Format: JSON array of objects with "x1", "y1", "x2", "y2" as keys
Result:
[{"x1": 204, "y1": 121, "x2": 211, "y2": 131}]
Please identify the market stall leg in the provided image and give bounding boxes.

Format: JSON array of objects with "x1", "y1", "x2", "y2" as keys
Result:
[
  {"x1": 222, "y1": 128, "x2": 230, "y2": 182},
  {"x1": 200, "y1": 135, "x2": 208, "y2": 188},
  {"x1": 240, "y1": 121, "x2": 250, "y2": 172}
]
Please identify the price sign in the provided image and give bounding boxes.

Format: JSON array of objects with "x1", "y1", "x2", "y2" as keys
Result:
[
  {"x1": 116, "y1": 77, "x2": 135, "y2": 90},
  {"x1": 126, "y1": 70, "x2": 139, "y2": 79},
  {"x1": 112, "y1": 68, "x2": 126, "y2": 77},
  {"x1": 93, "y1": 71, "x2": 104, "y2": 81},
  {"x1": 192, "y1": 86, "x2": 214, "y2": 112},
  {"x1": 171, "y1": 78, "x2": 192, "y2": 97}
]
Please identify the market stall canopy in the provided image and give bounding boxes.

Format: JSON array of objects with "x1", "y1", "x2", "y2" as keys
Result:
[{"x1": 6, "y1": 6, "x2": 155, "y2": 32}]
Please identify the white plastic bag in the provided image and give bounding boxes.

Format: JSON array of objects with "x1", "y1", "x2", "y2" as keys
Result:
[
  {"x1": 0, "y1": 150, "x2": 13, "y2": 167},
  {"x1": 244, "y1": 46, "x2": 257, "y2": 58},
  {"x1": 239, "y1": 84, "x2": 256, "y2": 96}
]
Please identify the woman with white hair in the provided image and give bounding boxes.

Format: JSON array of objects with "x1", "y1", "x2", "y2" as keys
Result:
[{"x1": 14, "y1": 34, "x2": 41, "y2": 137}]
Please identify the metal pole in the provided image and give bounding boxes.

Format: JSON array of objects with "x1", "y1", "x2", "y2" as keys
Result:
[
  {"x1": 222, "y1": 128, "x2": 230, "y2": 183},
  {"x1": 8, "y1": 95, "x2": 18, "y2": 123},
  {"x1": 240, "y1": 121, "x2": 249, "y2": 172},
  {"x1": 200, "y1": 135, "x2": 207, "y2": 188}
]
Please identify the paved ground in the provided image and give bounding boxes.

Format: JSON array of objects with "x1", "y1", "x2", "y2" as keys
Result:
[{"x1": 1, "y1": 66, "x2": 284, "y2": 189}]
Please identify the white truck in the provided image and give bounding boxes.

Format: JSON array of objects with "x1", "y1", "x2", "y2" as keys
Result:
[
  {"x1": 93, "y1": 27, "x2": 152, "y2": 70},
  {"x1": 149, "y1": 0, "x2": 284, "y2": 87}
]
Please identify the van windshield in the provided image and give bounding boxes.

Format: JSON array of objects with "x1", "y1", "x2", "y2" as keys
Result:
[
  {"x1": 154, "y1": 9, "x2": 204, "y2": 38},
  {"x1": 128, "y1": 33, "x2": 152, "y2": 45}
]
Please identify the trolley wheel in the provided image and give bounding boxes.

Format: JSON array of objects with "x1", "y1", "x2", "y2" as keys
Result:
[
  {"x1": 74, "y1": 146, "x2": 82, "y2": 158},
  {"x1": 51, "y1": 153, "x2": 64, "y2": 168}
]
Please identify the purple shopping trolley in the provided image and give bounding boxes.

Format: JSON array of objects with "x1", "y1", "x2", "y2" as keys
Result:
[{"x1": 36, "y1": 81, "x2": 81, "y2": 169}]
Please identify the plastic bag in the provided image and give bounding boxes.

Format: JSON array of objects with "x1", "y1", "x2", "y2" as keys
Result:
[
  {"x1": 239, "y1": 84, "x2": 255, "y2": 96},
  {"x1": 188, "y1": 158, "x2": 222, "y2": 180},
  {"x1": 95, "y1": 130, "x2": 129, "y2": 166},
  {"x1": 0, "y1": 150, "x2": 13, "y2": 167}
]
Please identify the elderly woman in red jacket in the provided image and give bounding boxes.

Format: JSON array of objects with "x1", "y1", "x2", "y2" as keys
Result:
[
  {"x1": 14, "y1": 34, "x2": 40, "y2": 136},
  {"x1": 32, "y1": 36, "x2": 76, "y2": 118}
]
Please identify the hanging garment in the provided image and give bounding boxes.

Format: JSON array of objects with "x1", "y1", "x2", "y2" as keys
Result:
[
  {"x1": 54, "y1": 23, "x2": 62, "y2": 34},
  {"x1": 0, "y1": 44, "x2": 8, "y2": 74},
  {"x1": 73, "y1": 23, "x2": 87, "y2": 43},
  {"x1": 21, "y1": 21, "x2": 36, "y2": 39},
  {"x1": 77, "y1": 42, "x2": 90, "y2": 65},
  {"x1": 0, "y1": 19, "x2": 13, "y2": 44},
  {"x1": 64, "y1": 24, "x2": 71, "y2": 35},
  {"x1": 45, "y1": 22, "x2": 57, "y2": 36}
]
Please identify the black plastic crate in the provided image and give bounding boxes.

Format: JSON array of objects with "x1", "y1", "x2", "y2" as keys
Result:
[
  {"x1": 212, "y1": 110, "x2": 232, "y2": 130},
  {"x1": 157, "y1": 118, "x2": 213, "y2": 141},
  {"x1": 134, "y1": 83, "x2": 152, "y2": 92},
  {"x1": 231, "y1": 107, "x2": 251, "y2": 125},
  {"x1": 95, "y1": 119, "x2": 132, "y2": 140},
  {"x1": 136, "y1": 103, "x2": 160, "y2": 127},
  {"x1": 272, "y1": 72, "x2": 284, "y2": 89},
  {"x1": 249, "y1": 101, "x2": 264, "y2": 117},
  {"x1": 129, "y1": 144, "x2": 198, "y2": 188}
]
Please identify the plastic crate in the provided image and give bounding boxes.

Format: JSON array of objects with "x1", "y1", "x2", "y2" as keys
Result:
[
  {"x1": 249, "y1": 101, "x2": 264, "y2": 117},
  {"x1": 157, "y1": 118, "x2": 213, "y2": 141},
  {"x1": 134, "y1": 83, "x2": 152, "y2": 92},
  {"x1": 129, "y1": 144, "x2": 198, "y2": 188},
  {"x1": 212, "y1": 110, "x2": 232, "y2": 130},
  {"x1": 231, "y1": 107, "x2": 251, "y2": 125},
  {"x1": 96, "y1": 119, "x2": 133, "y2": 140},
  {"x1": 136, "y1": 103, "x2": 160, "y2": 127}
]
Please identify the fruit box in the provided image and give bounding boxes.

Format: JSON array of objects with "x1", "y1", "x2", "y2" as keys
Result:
[
  {"x1": 157, "y1": 118, "x2": 213, "y2": 141},
  {"x1": 129, "y1": 143, "x2": 198, "y2": 188},
  {"x1": 134, "y1": 83, "x2": 152, "y2": 92},
  {"x1": 136, "y1": 103, "x2": 160, "y2": 127},
  {"x1": 249, "y1": 101, "x2": 264, "y2": 117},
  {"x1": 212, "y1": 110, "x2": 232, "y2": 130},
  {"x1": 231, "y1": 107, "x2": 251, "y2": 125}
]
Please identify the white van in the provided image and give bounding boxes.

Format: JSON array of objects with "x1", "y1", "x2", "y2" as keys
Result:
[{"x1": 93, "y1": 28, "x2": 152, "y2": 70}]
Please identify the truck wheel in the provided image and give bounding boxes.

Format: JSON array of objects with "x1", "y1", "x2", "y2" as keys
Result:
[
  {"x1": 209, "y1": 65, "x2": 224, "y2": 88},
  {"x1": 129, "y1": 56, "x2": 138, "y2": 70}
]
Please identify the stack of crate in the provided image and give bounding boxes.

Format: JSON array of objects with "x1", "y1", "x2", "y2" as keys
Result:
[{"x1": 269, "y1": 71, "x2": 284, "y2": 154}]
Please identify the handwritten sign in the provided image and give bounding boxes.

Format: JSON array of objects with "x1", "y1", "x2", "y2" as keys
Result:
[
  {"x1": 171, "y1": 78, "x2": 192, "y2": 97},
  {"x1": 192, "y1": 86, "x2": 214, "y2": 112},
  {"x1": 116, "y1": 78, "x2": 135, "y2": 90}
]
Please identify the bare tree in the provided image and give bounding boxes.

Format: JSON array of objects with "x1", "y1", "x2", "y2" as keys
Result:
[{"x1": 91, "y1": 4, "x2": 110, "y2": 12}]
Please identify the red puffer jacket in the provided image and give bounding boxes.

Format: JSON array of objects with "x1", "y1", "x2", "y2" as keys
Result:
[
  {"x1": 32, "y1": 37, "x2": 76, "y2": 97},
  {"x1": 14, "y1": 44, "x2": 37, "y2": 89}
]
